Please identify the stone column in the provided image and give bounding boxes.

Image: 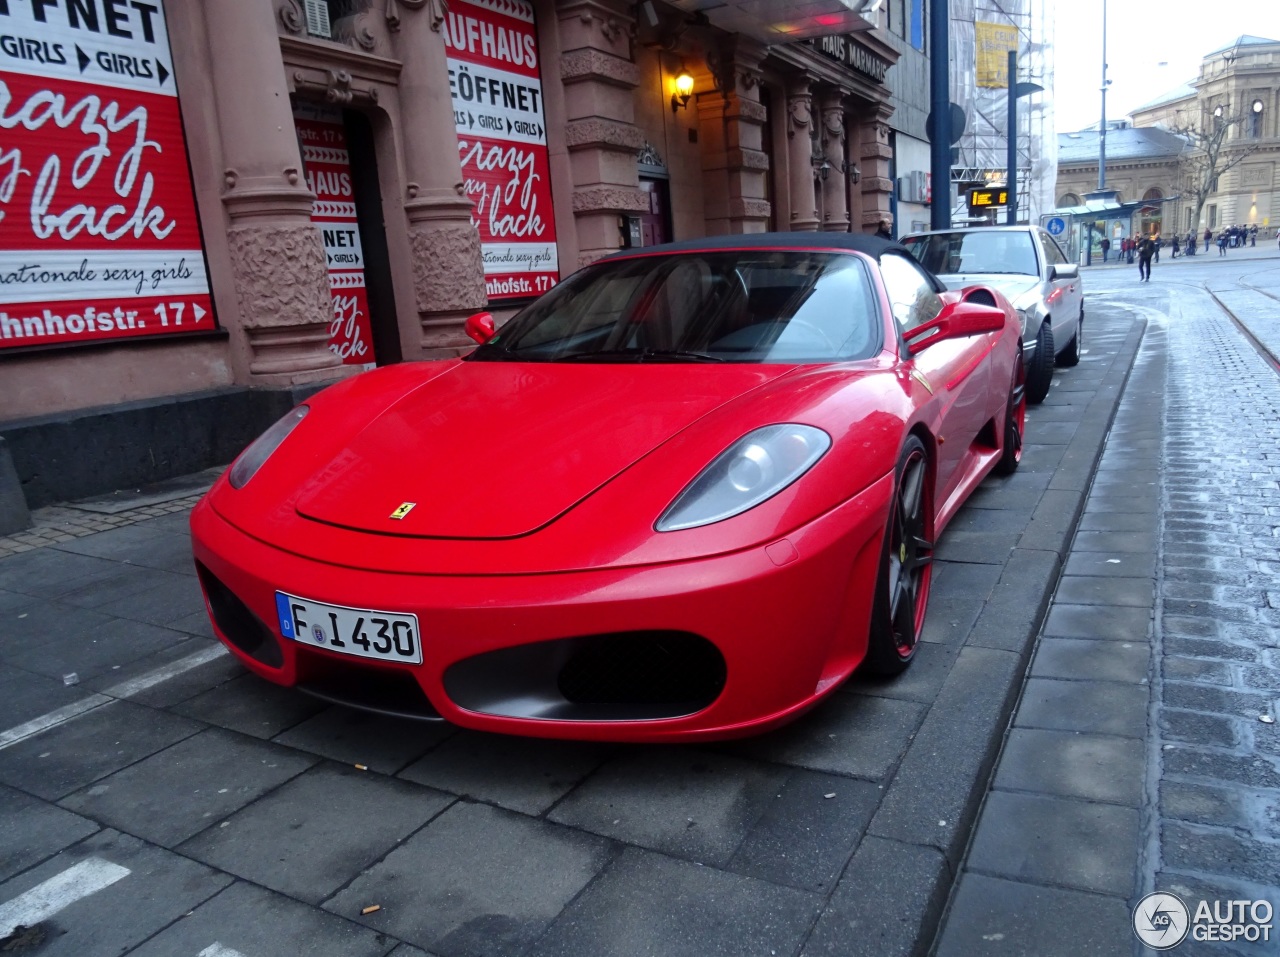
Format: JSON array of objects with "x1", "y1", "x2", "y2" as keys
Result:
[
  {"x1": 786, "y1": 79, "x2": 820, "y2": 231},
  {"x1": 819, "y1": 88, "x2": 849, "y2": 231},
  {"x1": 699, "y1": 38, "x2": 770, "y2": 234},
  {"x1": 388, "y1": 0, "x2": 487, "y2": 353},
  {"x1": 856, "y1": 106, "x2": 895, "y2": 232},
  {"x1": 208, "y1": 0, "x2": 338, "y2": 379},
  {"x1": 558, "y1": 0, "x2": 648, "y2": 267}
]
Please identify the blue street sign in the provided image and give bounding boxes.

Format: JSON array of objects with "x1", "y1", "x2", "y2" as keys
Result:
[{"x1": 1047, "y1": 217, "x2": 1066, "y2": 235}]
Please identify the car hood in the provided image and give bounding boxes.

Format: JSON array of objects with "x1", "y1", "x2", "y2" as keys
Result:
[
  {"x1": 292, "y1": 361, "x2": 790, "y2": 539},
  {"x1": 936, "y1": 274, "x2": 1041, "y2": 303}
]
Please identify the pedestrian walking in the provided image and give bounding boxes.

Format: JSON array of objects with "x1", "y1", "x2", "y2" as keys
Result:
[
  {"x1": 1100, "y1": 237, "x2": 1111, "y2": 262},
  {"x1": 1137, "y1": 235, "x2": 1155, "y2": 281},
  {"x1": 875, "y1": 219, "x2": 892, "y2": 239},
  {"x1": 1185, "y1": 231, "x2": 1196, "y2": 257},
  {"x1": 1172, "y1": 235, "x2": 1180, "y2": 258},
  {"x1": 1205, "y1": 226, "x2": 1212, "y2": 252},
  {"x1": 1153, "y1": 235, "x2": 1161, "y2": 263},
  {"x1": 1251, "y1": 224, "x2": 1258, "y2": 247},
  {"x1": 1218, "y1": 232, "x2": 1228, "y2": 256}
]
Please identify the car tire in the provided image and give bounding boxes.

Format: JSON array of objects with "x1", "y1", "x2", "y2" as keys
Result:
[
  {"x1": 1025, "y1": 321, "x2": 1054, "y2": 404},
  {"x1": 863, "y1": 435, "x2": 932, "y2": 677},
  {"x1": 1056, "y1": 307, "x2": 1083, "y2": 368},
  {"x1": 993, "y1": 356, "x2": 1025, "y2": 476}
]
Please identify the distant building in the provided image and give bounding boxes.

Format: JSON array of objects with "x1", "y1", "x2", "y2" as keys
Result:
[{"x1": 1054, "y1": 35, "x2": 1280, "y2": 240}]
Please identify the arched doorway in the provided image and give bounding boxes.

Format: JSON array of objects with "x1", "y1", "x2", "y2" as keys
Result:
[{"x1": 1139, "y1": 187, "x2": 1164, "y2": 237}]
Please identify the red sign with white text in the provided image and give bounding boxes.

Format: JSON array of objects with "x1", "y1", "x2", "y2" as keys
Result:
[
  {"x1": 444, "y1": 0, "x2": 559, "y2": 301},
  {"x1": 0, "y1": 0, "x2": 214, "y2": 349},
  {"x1": 294, "y1": 107, "x2": 375, "y2": 369}
]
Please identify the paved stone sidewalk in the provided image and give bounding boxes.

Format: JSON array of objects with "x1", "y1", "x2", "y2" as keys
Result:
[
  {"x1": 934, "y1": 283, "x2": 1280, "y2": 956},
  {"x1": 0, "y1": 306, "x2": 1144, "y2": 957}
]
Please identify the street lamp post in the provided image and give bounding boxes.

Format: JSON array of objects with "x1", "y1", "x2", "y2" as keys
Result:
[
  {"x1": 1098, "y1": 0, "x2": 1108, "y2": 191},
  {"x1": 1006, "y1": 49, "x2": 1043, "y2": 226}
]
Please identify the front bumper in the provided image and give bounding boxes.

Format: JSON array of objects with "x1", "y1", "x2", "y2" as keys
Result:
[{"x1": 190, "y1": 476, "x2": 892, "y2": 742}]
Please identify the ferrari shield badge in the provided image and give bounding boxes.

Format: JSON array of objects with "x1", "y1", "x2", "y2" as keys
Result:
[{"x1": 390, "y1": 502, "x2": 417, "y2": 520}]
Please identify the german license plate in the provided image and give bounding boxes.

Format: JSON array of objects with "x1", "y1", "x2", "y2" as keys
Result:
[{"x1": 275, "y1": 592, "x2": 422, "y2": 665}]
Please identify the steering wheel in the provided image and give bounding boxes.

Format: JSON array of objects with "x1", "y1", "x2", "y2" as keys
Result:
[{"x1": 782, "y1": 318, "x2": 839, "y2": 351}]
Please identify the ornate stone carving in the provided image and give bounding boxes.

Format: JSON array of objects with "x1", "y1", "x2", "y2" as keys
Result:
[
  {"x1": 564, "y1": 118, "x2": 645, "y2": 150},
  {"x1": 787, "y1": 94, "x2": 812, "y2": 138},
  {"x1": 705, "y1": 44, "x2": 735, "y2": 95},
  {"x1": 636, "y1": 141, "x2": 667, "y2": 169},
  {"x1": 728, "y1": 197, "x2": 771, "y2": 219},
  {"x1": 409, "y1": 223, "x2": 486, "y2": 314},
  {"x1": 226, "y1": 223, "x2": 332, "y2": 332},
  {"x1": 279, "y1": 0, "x2": 305, "y2": 34},
  {"x1": 334, "y1": 14, "x2": 379, "y2": 51},
  {"x1": 572, "y1": 186, "x2": 650, "y2": 213},
  {"x1": 291, "y1": 67, "x2": 379, "y2": 104},
  {"x1": 822, "y1": 107, "x2": 845, "y2": 141},
  {"x1": 385, "y1": 0, "x2": 444, "y2": 33},
  {"x1": 559, "y1": 49, "x2": 641, "y2": 87}
]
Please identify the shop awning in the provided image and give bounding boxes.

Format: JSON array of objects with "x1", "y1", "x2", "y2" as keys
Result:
[{"x1": 665, "y1": 0, "x2": 879, "y2": 43}]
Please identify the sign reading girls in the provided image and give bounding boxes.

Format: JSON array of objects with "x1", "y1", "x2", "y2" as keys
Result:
[
  {"x1": 444, "y1": 0, "x2": 559, "y2": 302},
  {"x1": 0, "y1": 0, "x2": 214, "y2": 349}
]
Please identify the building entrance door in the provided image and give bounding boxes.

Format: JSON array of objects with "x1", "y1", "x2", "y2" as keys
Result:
[
  {"x1": 293, "y1": 103, "x2": 401, "y2": 367},
  {"x1": 638, "y1": 177, "x2": 672, "y2": 246}
]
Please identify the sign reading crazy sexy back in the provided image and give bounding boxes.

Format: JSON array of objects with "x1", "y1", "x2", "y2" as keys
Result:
[
  {"x1": 0, "y1": 0, "x2": 214, "y2": 350},
  {"x1": 444, "y1": 0, "x2": 559, "y2": 302}
]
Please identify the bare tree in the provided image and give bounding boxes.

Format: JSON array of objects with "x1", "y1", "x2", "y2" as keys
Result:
[{"x1": 1171, "y1": 102, "x2": 1259, "y2": 232}]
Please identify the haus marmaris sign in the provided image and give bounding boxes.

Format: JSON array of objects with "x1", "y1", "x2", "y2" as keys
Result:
[{"x1": 810, "y1": 35, "x2": 890, "y2": 84}]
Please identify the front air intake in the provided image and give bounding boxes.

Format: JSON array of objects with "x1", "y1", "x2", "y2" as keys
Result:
[{"x1": 444, "y1": 631, "x2": 726, "y2": 721}]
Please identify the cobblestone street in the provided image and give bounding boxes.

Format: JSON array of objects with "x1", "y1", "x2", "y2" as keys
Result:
[{"x1": 937, "y1": 251, "x2": 1280, "y2": 955}]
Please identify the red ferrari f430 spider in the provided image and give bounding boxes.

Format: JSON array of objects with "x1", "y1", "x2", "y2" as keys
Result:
[{"x1": 192, "y1": 233, "x2": 1025, "y2": 742}]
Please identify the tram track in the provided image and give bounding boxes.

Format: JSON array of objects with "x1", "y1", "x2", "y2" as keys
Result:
[{"x1": 1202, "y1": 281, "x2": 1280, "y2": 375}]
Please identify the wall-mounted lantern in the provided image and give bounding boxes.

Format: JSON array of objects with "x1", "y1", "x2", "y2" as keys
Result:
[{"x1": 671, "y1": 71, "x2": 694, "y2": 113}]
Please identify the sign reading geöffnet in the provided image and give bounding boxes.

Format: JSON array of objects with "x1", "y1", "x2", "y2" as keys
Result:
[
  {"x1": 0, "y1": 0, "x2": 215, "y2": 350},
  {"x1": 444, "y1": 0, "x2": 559, "y2": 302}
]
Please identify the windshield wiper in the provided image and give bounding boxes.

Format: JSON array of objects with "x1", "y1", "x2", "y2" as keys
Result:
[{"x1": 556, "y1": 349, "x2": 725, "y2": 363}]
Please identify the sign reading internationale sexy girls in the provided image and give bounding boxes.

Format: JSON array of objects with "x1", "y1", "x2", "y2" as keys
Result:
[
  {"x1": 0, "y1": 0, "x2": 214, "y2": 350},
  {"x1": 444, "y1": 0, "x2": 559, "y2": 302},
  {"x1": 293, "y1": 104, "x2": 375, "y2": 370}
]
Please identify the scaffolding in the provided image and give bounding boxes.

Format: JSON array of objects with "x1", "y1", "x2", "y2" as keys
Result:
[{"x1": 948, "y1": 0, "x2": 1056, "y2": 226}]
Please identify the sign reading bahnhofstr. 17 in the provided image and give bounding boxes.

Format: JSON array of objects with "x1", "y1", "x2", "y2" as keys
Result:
[
  {"x1": 444, "y1": 0, "x2": 559, "y2": 302},
  {"x1": 0, "y1": 0, "x2": 215, "y2": 350}
]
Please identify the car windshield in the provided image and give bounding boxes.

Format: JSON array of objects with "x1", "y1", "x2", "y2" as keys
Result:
[
  {"x1": 902, "y1": 231, "x2": 1040, "y2": 277},
  {"x1": 469, "y1": 250, "x2": 881, "y2": 364}
]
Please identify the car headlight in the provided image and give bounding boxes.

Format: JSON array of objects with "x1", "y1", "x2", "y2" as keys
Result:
[
  {"x1": 228, "y1": 405, "x2": 309, "y2": 489},
  {"x1": 656, "y1": 424, "x2": 831, "y2": 532},
  {"x1": 1015, "y1": 308, "x2": 1030, "y2": 336}
]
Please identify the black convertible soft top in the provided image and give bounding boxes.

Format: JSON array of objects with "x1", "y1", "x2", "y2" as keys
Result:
[{"x1": 599, "y1": 231, "x2": 913, "y2": 261}]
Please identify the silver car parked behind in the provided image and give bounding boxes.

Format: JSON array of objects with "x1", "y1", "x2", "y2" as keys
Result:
[{"x1": 900, "y1": 226, "x2": 1084, "y2": 404}]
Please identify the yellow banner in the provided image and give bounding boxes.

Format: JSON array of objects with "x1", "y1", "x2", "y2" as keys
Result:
[{"x1": 976, "y1": 21, "x2": 1019, "y2": 88}]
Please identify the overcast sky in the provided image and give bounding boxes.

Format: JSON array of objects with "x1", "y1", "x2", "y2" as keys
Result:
[{"x1": 1052, "y1": 3, "x2": 1280, "y2": 133}]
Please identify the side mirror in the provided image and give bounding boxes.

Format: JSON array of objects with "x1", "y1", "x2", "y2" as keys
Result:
[
  {"x1": 902, "y1": 300, "x2": 1007, "y2": 355},
  {"x1": 464, "y1": 311, "x2": 495, "y2": 344},
  {"x1": 1050, "y1": 263, "x2": 1079, "y2": 280}
]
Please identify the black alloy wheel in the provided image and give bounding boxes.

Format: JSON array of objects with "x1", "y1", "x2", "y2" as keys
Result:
[
  {"x1": 1025, "y1": 320, "x2": 1054, "y2": 404},
  {"x1": 864, "y1": 435, "x2": 934, "y2": 676},
  {"x1": 994, "y1": 356, "x2": 1026, "y2": 476}
]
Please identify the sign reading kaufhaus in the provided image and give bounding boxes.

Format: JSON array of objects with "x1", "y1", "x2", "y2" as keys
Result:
[
  {"x1": 0, "y1": 0, "x2": 215, "y2": 350},
  {"x1": 810, "y1": 35, "x2": 890, "y2": 84},
  {"x1": 444, "y1": 0, "x2": 559, "y2": 303}
]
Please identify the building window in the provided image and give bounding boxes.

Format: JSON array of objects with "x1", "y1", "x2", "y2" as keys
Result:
[
  {"x1": 1186, "y1": 208, "x2": 1193, "y2": 231},
  {"x1": 1209, "y1": 204, "x2": 1218, "y2": 228},
  {"x1": 1252, "y1": 99, "x2": 1264, "y2": 138},
  {"x1": 910, "y1": 0, "x2": 925, "y2": 50},
  {"x1": 1056, "y1": 193, "x2": 1081, "y2": 208}
]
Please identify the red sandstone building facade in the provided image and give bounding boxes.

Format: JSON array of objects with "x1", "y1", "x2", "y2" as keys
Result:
[{"x1": 0, "y1": 0, "x2": 900, "y2": 510}]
